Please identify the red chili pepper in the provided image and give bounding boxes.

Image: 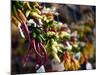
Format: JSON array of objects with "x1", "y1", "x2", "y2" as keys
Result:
[
  {"x1": 63, "y1": 52, "x2": 67, "y2": 60},
  {"x1": 21, "y1": 22, "x2": 31, "y2": 42},
  {"x1": 35, "y1": 41, "x2": 41, "y2": 66},
  {"x1": 32, "y1": 39, "x2": 43, "y2": 57},
  {"x1": 40, "y1": 43, "x2": 48, "y2": 65}
]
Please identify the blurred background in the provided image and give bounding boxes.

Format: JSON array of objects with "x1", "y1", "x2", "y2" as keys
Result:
[{"x1": 11, "y1": 1, "x2": 96, "y2": 74}]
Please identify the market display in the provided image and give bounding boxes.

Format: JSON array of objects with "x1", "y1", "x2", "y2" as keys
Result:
[{"x1": 11, "y1": 1, "x2": 96, "y2": 74}]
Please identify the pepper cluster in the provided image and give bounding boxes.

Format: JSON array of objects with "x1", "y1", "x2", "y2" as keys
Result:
[{"x1": 12, "y1": 1, "x2": 95, "y2": 71}]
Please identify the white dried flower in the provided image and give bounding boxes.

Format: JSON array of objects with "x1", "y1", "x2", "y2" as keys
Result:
[{"x1": 27, "y1": 19, "x2": 36, "y2": 27}]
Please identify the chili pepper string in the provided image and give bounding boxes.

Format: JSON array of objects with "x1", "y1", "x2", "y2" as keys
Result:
[
  {"x1": 17, "y1": 6, "x2": 48, "y2": 67},
  {"x1": 32, "y1": 39, "x2": 48, "y2": 65},
  {"x1": 22, "y1": 37, "x2": 48, "y2": 67}
]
